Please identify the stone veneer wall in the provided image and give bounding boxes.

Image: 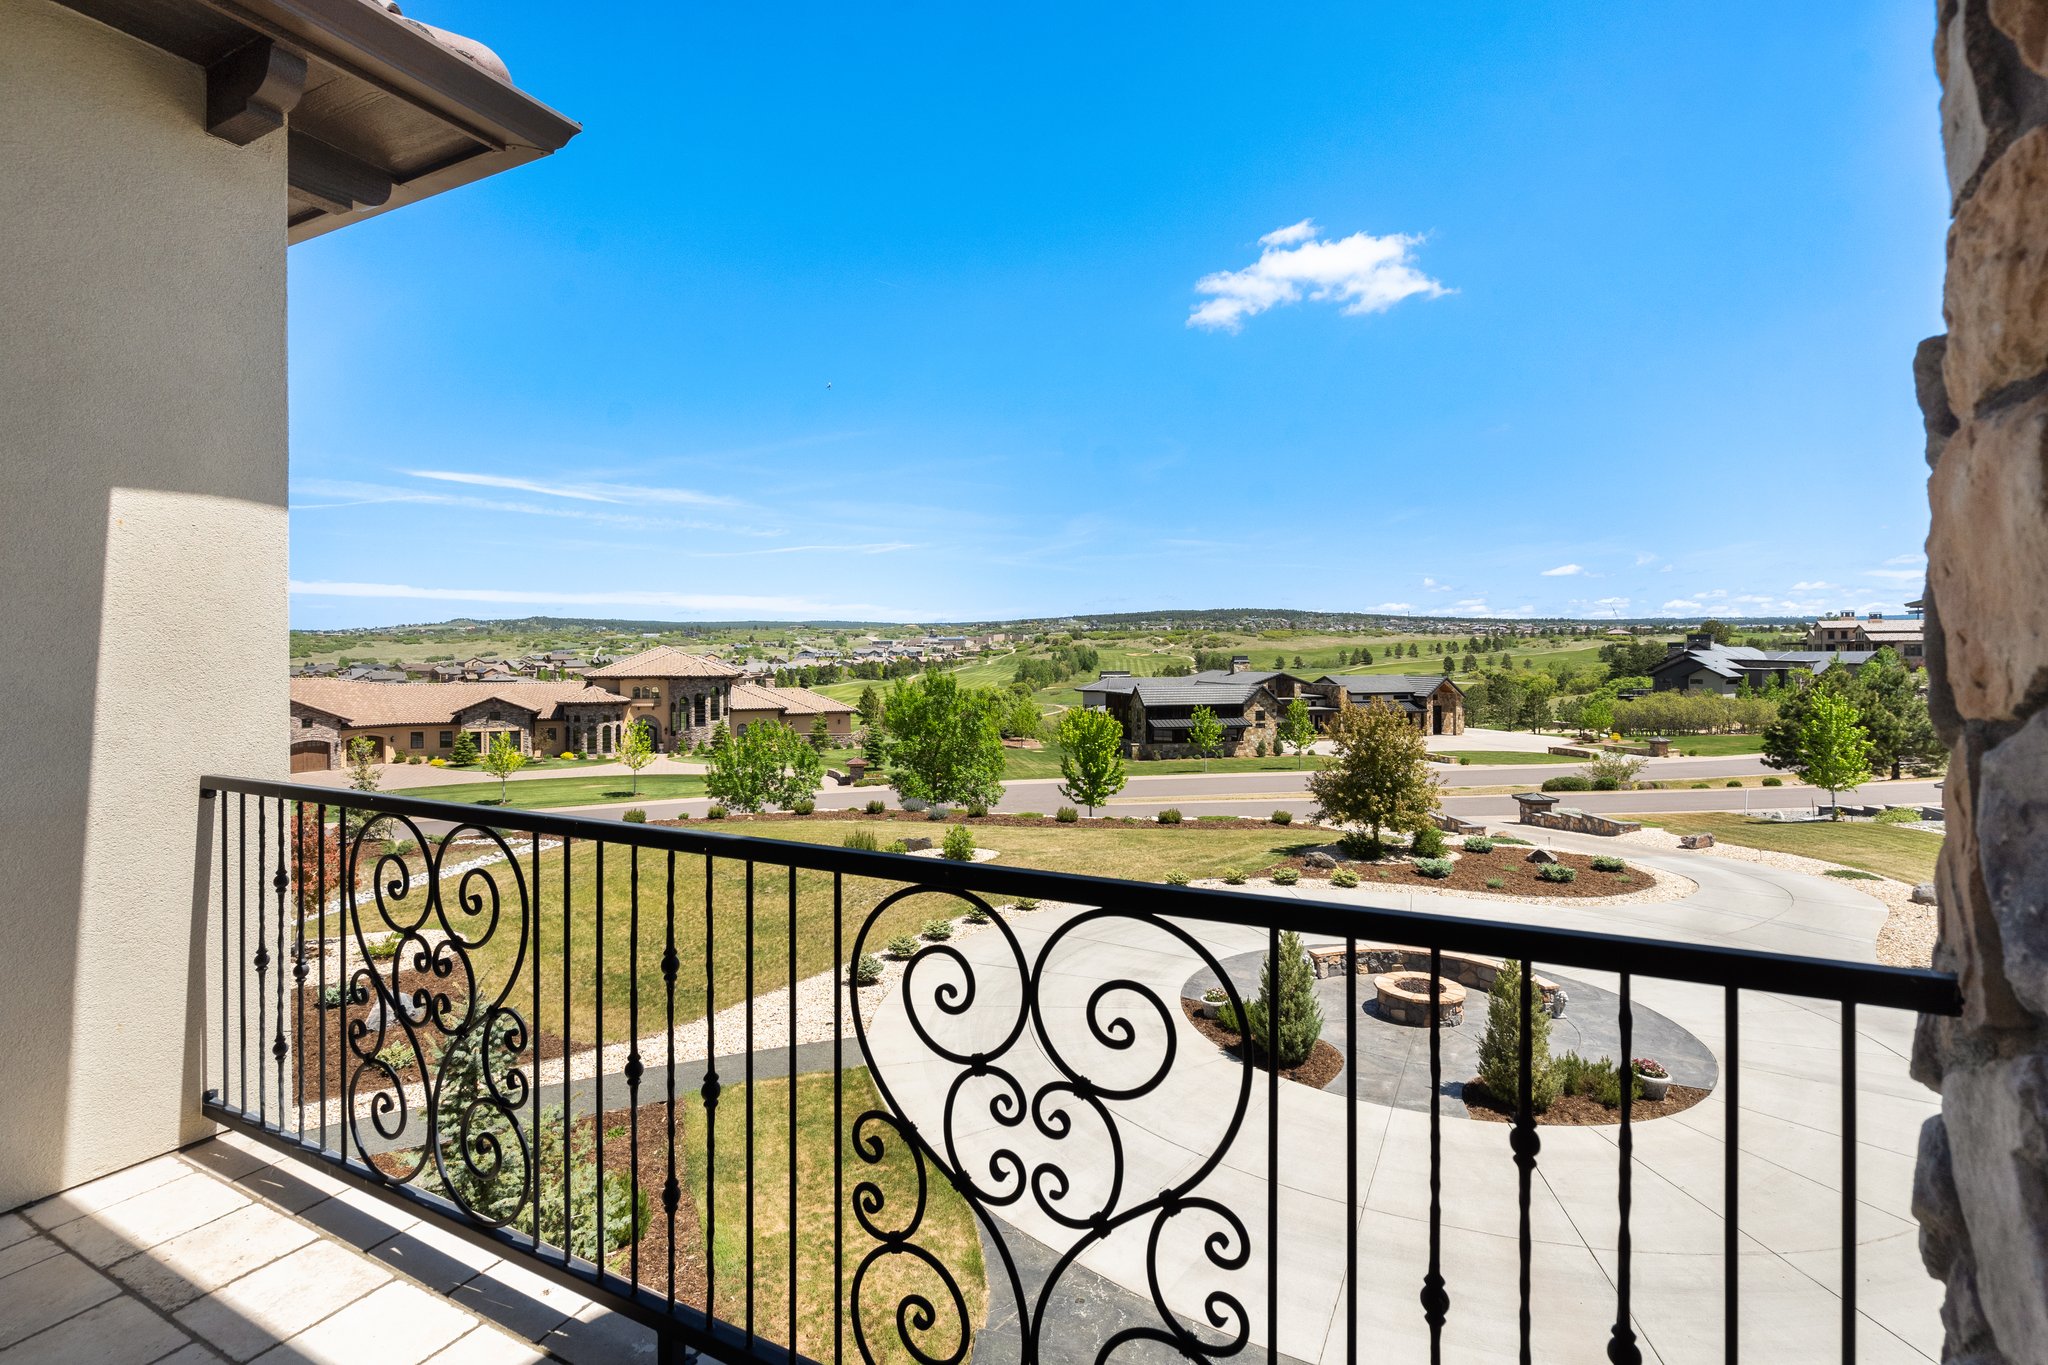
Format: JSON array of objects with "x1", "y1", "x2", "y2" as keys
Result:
[
  {"x1": 1912, "y1": 2, "x2": 2048, "y2": 1358},
  {"x1": 1522, "y1": 808, "x2": 1643, "y2": 837}
]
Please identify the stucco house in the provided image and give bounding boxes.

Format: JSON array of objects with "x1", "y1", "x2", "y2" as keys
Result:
[
  {"x1": 727, "y1": 681, "x2": 857, "y2": 742},
  {"x1": 288, "y1": 678, "x2": 630, "y2": 768},
  {"x1": 583, "y1": 645, "x2": 744, "y2": 751}
]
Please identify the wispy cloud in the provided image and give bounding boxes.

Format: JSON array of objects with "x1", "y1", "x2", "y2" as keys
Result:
[
  {"x1": 292, "y1": 479, "x2": 780, "y2": 536},
  {"x1": 404, "y1": 469, "x2": 736, "y2": 507},
  {"x1": 1422, "y1": 577, "x2": 1450, "y2": 592},
  {"x1": 1864, "y1": 568, "x2": 1925, "y2": 582},
  {"x1": 1541, "y1": 563, "x2": 1585, "y2": 577},
  {"x1": 1662, "y1": 598, "x2": 1705, "y2": 611},
  {"x1": 1883, "y1": 553, "x2": 1926, "y2": 566},
  {"x1": 1790, "y1": 580, "x2": 1836, "y2": 591},
  {"x1": 1633, "y1": 552, "x2": 1659, "y2": 567},
  {"x1": 1187, "y1": 220, "x2": 1449, "y2": 332},
  {"x1": 688, "y1": 542, "x2": 918, "y2": 558},
  {"x1": 1376, "y1": 602, "x2": 1414, "y2": 612},
  {"x1": 288, "y1": 580, "x2": 922, "y2": 618}
]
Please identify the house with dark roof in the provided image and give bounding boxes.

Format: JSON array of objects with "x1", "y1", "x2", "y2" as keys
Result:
[
  {"x1": 1649, "y1": 633, "x2": 1872, "y2": 694},
  {"x1": 1077, "y1": 673, "x2": 1284, "y2": 758},
  {"x1": 1804, "y1": 613, "x2": 1926, "y2": 668},
  {"x1": 1313, "y1": 674, "x2": 1466, "y2": 735}
]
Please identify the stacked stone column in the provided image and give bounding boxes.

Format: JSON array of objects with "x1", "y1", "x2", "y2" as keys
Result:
[{"x1": 1912, "y1": 2, "x2": 2048, "y2": 1359}]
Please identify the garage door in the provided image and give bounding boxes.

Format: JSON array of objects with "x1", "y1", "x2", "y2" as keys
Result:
[{"x1": 290, "y1": 742, "x2": 330, "y2": 773}]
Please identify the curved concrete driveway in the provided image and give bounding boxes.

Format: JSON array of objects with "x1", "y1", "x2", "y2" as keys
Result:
[{"x1": 861, "y1": 839, "x2": 1938, "y2": 1363}]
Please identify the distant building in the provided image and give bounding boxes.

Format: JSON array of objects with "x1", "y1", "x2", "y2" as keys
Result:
[
  {"x1": 583, "y1": 646, "x2": 744, "y2": 751},
  {"x1": 1077, "y1": 674, "x2": 1284, "y2": 758},
  {"x1": 1650, "y1": 633, "x2": 1872, "y2": 694},
  {"x1": 727, "y1": 683, "x2": 856, "y2": 743},
  {"x1": 1805, "y1": 612, "x2": 1925, "y2": 668},
  {"x1": 1313, "y1": 675, "x2": 1466, "y2": 736},
  {"x1": 289, "y1": 680, "x2": 629, "y2": 770}
]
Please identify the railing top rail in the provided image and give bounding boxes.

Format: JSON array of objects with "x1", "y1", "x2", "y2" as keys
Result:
[{"x1": 202, "y1": 774, "x2": 1962, "y2": 1015}]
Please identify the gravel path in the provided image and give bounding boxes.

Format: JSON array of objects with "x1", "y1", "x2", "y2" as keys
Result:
[{"x1": 1613, "y1": 825, "x2": 1936, "y2": 967}]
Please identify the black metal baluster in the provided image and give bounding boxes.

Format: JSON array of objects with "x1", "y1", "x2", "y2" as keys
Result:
[
  {"x1": 220, "y1": 798, "x2": 230, "y2": 1112},
  {"x1": 293, "y1": 801, "x2": 307, "y2": 1139},
  {"x1": 273, "y1": 796, "x2": 290, "y2": 1129},
  {"x1": 563, "y1": 837, "x2": 574, "y2": 1261},
  {"x1": 788, "y1": 864, "x2": 799, "y2": 1360},
  {"x1": 628, "y1": 846, "x2": 643, "y2": 1291},
  {"x1": 1610, "y1": 972, "x2": 1640, "y2": 1364},
  {"x1": 704, "y1": 854, "x2": 720, "y2": 1323},
  {"x1": 745, "y1": 859, "x2": 756, "y2": 1344},
  {"x1": 1842, "y1": 1001, "x2": 1857, "y2": 1362},
  {"x1": 1423, "y1": 946, "x2": 1446, "y2": 1361},
  {"x1": 1515, "y1": 958, "x2": 1537, "y2": 1365},
  {"x1": 663, "y1": 850, "x2": 680, "y2": 1307},
  {"x1": 239, "y1": 793, "x2": 248, "y2": 1112},
  {"x1": 332, "y1": 806, "x2": 344, "y2": 1155},
  {"x1": 1725, "y1": 987, "x2": 1739, "y2": 1364},
  {"x1": 532, "y1": 831, "x2": 543, "y2": 1251},
  {"x1": 1346, "y1": 935, "x2": 1357, "y2": 1365},
  {"x1": 256, "y1": 798, "x2": 268, "y2": 1126},
  {"x1": 1267, "y1": 923, "x2": 1278, "y2": 1365},
  {"x1": 833, "y1": 871, "x2": 844, "y2": 1365},
  {"x1": 596, "y1": 841, "x2": 606, "y2": 1279}
]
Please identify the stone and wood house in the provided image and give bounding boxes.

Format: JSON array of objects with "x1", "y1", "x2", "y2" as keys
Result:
[
  {"x1": 1648, "y1": 633, "x2": 1871, "y2": 694},
  {"x1": 1076, "y1": 674, "x2": 1285, "y2": 758},
  {"x1": 1312, "y1": 674, "x2": 1466, "y2": 735}
]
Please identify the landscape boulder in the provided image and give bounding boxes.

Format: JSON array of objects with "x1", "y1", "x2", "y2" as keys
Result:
[
  {"x1": 900, "y1": 836, "x2": 933, "y2": 852},
  {"x1": 1679, "y1": 833, "x2": 1716, "y2": 850},
  {"x1": 1305, "y1": 851, "x2": 1339, "y2": 870},
  {"x1": 1525, "y1": 848, "x2": 1560, "y2": 865}
]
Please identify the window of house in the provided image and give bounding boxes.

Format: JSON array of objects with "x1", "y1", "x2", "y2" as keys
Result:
[
  {"x1": 438, "y1": 731, "x2": 453, "y2": 748},
  {"x1": 410, "y1": 732, "x2": 424, "y2": 749}
]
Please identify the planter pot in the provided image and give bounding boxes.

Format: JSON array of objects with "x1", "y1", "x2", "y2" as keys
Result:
[
  {"x1": 1196, "y1": 998, "x2": 1223, "y2": 1019},
  {"x1": 1636, "y1": 1072, "x2": 1671, "y2": 1102}
]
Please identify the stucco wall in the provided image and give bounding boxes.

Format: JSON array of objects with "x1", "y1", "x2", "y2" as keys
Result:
[{"x1": 0, "y1": 2, "x2": 287, "y2": 1209}]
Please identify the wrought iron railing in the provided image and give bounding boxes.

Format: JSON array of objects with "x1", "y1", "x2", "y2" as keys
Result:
[{"x1": 197, "y1": 776, "x2": 1959, "y2": 1365}]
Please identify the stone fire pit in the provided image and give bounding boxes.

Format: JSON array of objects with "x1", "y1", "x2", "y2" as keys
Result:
[{"x1": 1375, "y1": 971, "x2": 1465, "y2": 1027}]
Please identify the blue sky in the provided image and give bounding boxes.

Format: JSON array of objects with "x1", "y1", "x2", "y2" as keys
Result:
[{"x1": 288, "y1": 2, "x2": 1945, "y2": 628}]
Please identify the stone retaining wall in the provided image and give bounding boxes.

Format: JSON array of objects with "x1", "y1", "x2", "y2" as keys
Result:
[
  {"x1": 1913, "y1": 3, "x2": 2048, "y2": 1357},
  {"x1": 1522, "y1": 807, "x2": 1642, "y2": 837}
]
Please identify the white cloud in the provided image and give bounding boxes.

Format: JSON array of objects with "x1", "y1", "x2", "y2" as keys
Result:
[
  {"x1": 1789, "y1": 580, "x2": 1836, "y2": 591},
  {"x1": 1884, "y1": 552, "x2": 1926, "y2": 566},
  {"x1": 288, "y1": 580, "x2": 915, "y2": 617},
  {"x1": 1422, "y1": 577, "x2": 1450, "y2": 592},
  {"x1": 1587, "y1": 596, "x2": 1631, "y2": 617},
  {"x1": 1864, "y1": 568, "x2": 1925, "y2": 582},
  {"x1": 404, "y1": 469, "x2": 735, "y2": 507},
  {"x1": 293, "y1": 479, "x2": 777, "y2": 536},
  {"x1": 1375, "y1": 602, "x2": 1414, "y2": 612},
  {"x1": 1541, "y1": 563, "x2": 1585, "y2": 577},
  {"x1": 1633, "y1": 552, "x2": 1659, "y2": 567},
  {"x1": 1662, "y1": 598, "x2": 1706, "y2": 611},
  {"x1": 1188, "y1": 221, "x2": 1448, "y2": 332}
]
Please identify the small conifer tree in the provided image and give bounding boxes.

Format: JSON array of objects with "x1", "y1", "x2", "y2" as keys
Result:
[
  {"x1": 1244, "y1": 930, "x2": 1324, "y2": 1069},
  {"x1": 1476, "y1": 958, "x2": 1559, "y2": 1112}
]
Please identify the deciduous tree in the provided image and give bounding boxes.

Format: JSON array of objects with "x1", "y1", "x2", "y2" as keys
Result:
[
  {"x1": 882, "y1": 673, "x2": 1006, "y2": 809},
  {"x1": 481, "y1": 733, "x2": 528, "y2": 803},
  {"x1": 618, "y1": 718, "x2": 654, "y2": 795},
  {"x1": 706, "y1": 720, "x2": 822, "y2": 812},
  {"x1": 1056, "y1": 706, "x2": 1126, "y2": 815},
  {"x1": 1277, "y1": 697, "x2": 1317, "y2": 768},
  {"x1": 1764, "y1": 680, "x2": 1872, "y2": 818},
  {"x1": 1306, "y1": 699, "x2": 1439, "y2": 856},
  {"x1": 1186, "y1": 705, "x2": 1225, "y2": 771}
]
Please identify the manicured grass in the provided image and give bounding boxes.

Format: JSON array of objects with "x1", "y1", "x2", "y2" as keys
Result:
[
  {"x1": 389, "y1": 773, "x2": 708, "y2": 809},
  {"x1": 999, "y1": 743, "x2": 1315, "y2": 780},
  {"x1": 1652, "y1": 734, "x2": 1767, "y2": 757},
  {"x1": 1431, "y1": 750, "x2": 1579, "y2": 766},
  {"x1": 685, "y1": 1068, "x2": 985, "y2": 1365},
  {"x1": 1631, "y1": 813, "x2": 1943, "y2": 884}
]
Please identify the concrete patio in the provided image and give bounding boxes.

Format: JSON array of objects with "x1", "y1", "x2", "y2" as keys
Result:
[{"x1": 0, "y1": 1133, "x2": 665, "y2": 1364}]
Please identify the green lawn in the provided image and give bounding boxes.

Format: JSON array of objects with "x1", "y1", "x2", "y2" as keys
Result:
[
  {"x1": 1434, "y1": 750, "x2": 1580, "y2": 766},
  {"x1": 1649, "y1": 734, "x2": 1767, "y2": 757},
  {"x1": 685, "y1": 1067, "x2": 985, "y2": 1365},
  {"x1": 1631, "y1": 813, "x2": 1943, "y2": 884},
  {"x1": 389, "y1": 773, "x2": 708, "y2": 809},
  {"x1": 1000, "y1": 743, "x2": 1316, "y2": 781}
]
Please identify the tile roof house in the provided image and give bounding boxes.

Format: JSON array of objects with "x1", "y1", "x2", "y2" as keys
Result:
[
  {"x1": 288, "y1": 679, "x2": 628, "y2": 769},
  {"x1": 1649, "y1": 633, "x2": 1872, "y2": 694},
  {"x1": 583, "y1": 646, "x2": 744, "y2": 751},
  {"x1": 727, "y1": 682, "x2": 857, "y2": 743}
]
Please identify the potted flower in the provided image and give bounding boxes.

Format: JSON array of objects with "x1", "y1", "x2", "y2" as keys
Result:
[
  {"x1": 1198, "y1": 987, "x2": 1228, "y2": 1020},
  {"x1": 1632, "y1": 1057, "x2": 1671, "y2": 1101}
]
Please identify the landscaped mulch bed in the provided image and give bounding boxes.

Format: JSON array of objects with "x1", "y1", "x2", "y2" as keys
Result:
[
  {"x1": 1461, "y1": 1080, "x2": 1710, "y2": 1126},
  {"x1": 1264, "y1": 846, "x2": 1653, "y2": 900},
  {"x1": 291, "y1": 964, "x2": 569, "y2": 1106},
  {"x1": 1180, "y1": 1000, "x2": 1345, "y2": 1089}
]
